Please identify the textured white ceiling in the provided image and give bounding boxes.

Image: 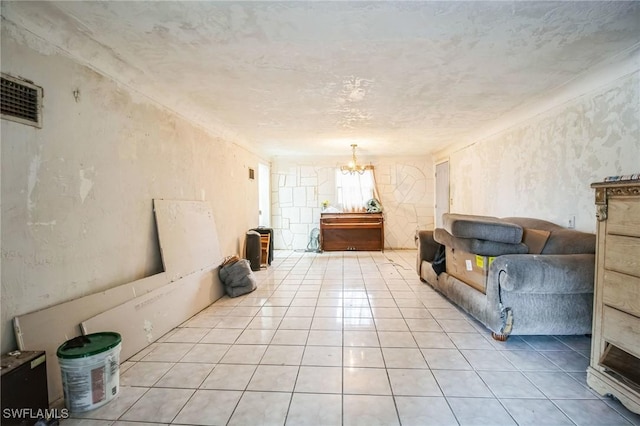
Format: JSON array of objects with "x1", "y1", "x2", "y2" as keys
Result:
[{"x1": 3, "y1": 1, "x2": 640, "y2": 158}]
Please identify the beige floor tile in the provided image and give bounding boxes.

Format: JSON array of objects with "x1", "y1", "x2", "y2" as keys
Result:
[
  {"x1": 343, "y1": 330, "x2": 379, "y2": 347},
  {"x1": 343, "y1": 347, "x2": 385, "y2": 367},
  {"x1": 399, "y1": 307, "x2": 432, "y2": 318},
  {"x1": 371, "y1": 307, "x2": 403, "y2": 318},
  {"x1": 120, "y1": 362, "x2": 173, "y2": 387},
  {"x1": 286, "y1": 306, "x2": 316, "y2": 316},
  {"x1": 173, "y1": 390, "x2": 242, "y2": 425},
  {"x1": 343, "y1": 395, "x2": 400, "y2": 426},
  {"x1": 295, "y1": 366, "x2": 343, "y2": 394},
  {"x1": 374, "y1": 318, "x2": 410, "y2": 331},
  {"x1": 343, "y1": 367, "x2": 391, "y2": 395},
  {"x1": 278, "y1": 316, "x2": 313, "y2": 329},
  {"x1": 227, "y1": 391, "x2": 291, "y2": 426},
  {"x1": 378, "y1": 331, "x2": 418, "y2": 348},
  {"x1": 162, "y1": 327, "x2": 209, "y2": 343},
  {"x1": 436, "y1": 319, "x2": 478, "y2": 333},
  {"x1": 478, "y1": 370, "x2": 545, "y2": 398},
  {"x1": 62, "y1": 421, "x2": 114, "y2": 426},
  {"x1": 70, "y1": 386, "x2": 148, "y2": 420},
  {"x1": 395, "y1": 396, "x2": 457, "y2": 426},
  {"x1": 271, "y1": 329, "x2": 309, "y2": 345},
  {"x1": 431, "y1": 370, "x2": 493, "y2": 397},
  {"x1": 247, "y1": 316, "x2": 282, "y2": 329},
  {"x1": 235, "y1": 329, "x2": 276, "y2": 345},
  {"x1": 381, "y1": 347, "x2": 428, "y2": 369},
  {"x1": 219, "y1": 344, "x2": 267, "y2": 364},
  {"x1": 412, "y1": 331, "x2": 456, "y2": 349},
  {"x1": 247, "y1": 365, "x2": 299, "y2": 392},
  {"x1": 448, "y1": 397, "x2": 517, "y2": 425},
  {"x1": 261, "y1": 344, "x2": 305, "y2": 365},
  {"x1": 307, "y1": 330, "x2": 342, "y2": 346},
  {"x1": 302, "y1": 345, "x2": 342, "y2": 366},
  {"x1": 200, "y1": 328, "x2": 242, "y2": 344},
  {"x1": 501, "y1": 398, "x2": 574, "y2": 425},
  {"x1": 286, "y1": 393, "x2": 342, "y2": 425},
  {"x1": 120, "y1": 388, "x2": 193, "y2": 423},
  {"x1": 387, "y1": 368, "x2": 442, "y2": 396},
  {"x1": 215, "y1": 316, "x2": 252, "y2": 329},
  {"x1": 200, "y1": 364, "x2": 257, "y2": 390},
  {"x1": 141, "y1": 343, "x2": 194, "y2": 362},
  {"x1": 311, "y1": 317, "x2": 343, "y2": 330},
  {"x1": 180, "y1": 343, "x2": 230, "y2": 363},
  {"x1": 421, "y1": 348, "x2": 472, "y2": 370},
  {"x1": 343, "y1": 317, "x2": 376, "y2": 331},
  {"x1": 155, "y1": 362, "x2": 214, "y2": 388}
]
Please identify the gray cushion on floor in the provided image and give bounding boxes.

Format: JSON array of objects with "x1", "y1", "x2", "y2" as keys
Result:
[{"x1": 443, "y1": 213, "x2": 523, "y2": 244}]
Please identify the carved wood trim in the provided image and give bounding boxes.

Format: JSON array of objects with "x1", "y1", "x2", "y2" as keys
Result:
[{"x1": 592, "y1": 182, "x2": 640, "y2": 222}]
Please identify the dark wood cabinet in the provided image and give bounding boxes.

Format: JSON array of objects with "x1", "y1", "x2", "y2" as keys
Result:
[
  {"x1": 320, "y1": 213, "x2": 384, "y2": 251},
  {"x1": 1, "y1": 350, "x2": 49, "y2": 425}
]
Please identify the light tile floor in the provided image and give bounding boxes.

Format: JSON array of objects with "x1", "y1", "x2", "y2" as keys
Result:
[{"x1": 63, "y1": 250, "x2": 640, "y2": 426}]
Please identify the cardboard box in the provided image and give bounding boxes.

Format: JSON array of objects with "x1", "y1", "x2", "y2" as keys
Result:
[{"x1": 445, "y1": 247, "x2": 495, "y2": 294}]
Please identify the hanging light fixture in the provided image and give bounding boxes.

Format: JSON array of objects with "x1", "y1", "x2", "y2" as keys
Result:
[{"x1": 340, "y1": 144, "x2": 373, "y2": 175}]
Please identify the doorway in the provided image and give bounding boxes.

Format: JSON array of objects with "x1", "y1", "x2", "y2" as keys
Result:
[
  {"x1": 435, "y1": 161, "x2": 450, "y2": 229},
  {"x1": 258, "y1": 162, "x2": 270, "y2": 227}
]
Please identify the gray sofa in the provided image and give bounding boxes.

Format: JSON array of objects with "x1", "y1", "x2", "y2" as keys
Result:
[{"x1": 417, "y1": 213, "x2": 596, "y2": 340}]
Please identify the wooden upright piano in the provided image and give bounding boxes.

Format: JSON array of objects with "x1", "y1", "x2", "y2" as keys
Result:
[{"x1": 320, "y1": 212, "x2": 384, "y2": 251}]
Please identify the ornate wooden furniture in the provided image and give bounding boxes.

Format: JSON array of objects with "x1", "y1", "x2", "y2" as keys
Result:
[
  {"x1": 260, "y1": 234, "x2": 270, "y2": 267},
  {"x1": 320, "y1": 212, "x2": 384, "y2": 251},
  {"x1": 587, "y1": 179, "x2": 640, "y2": 414}
]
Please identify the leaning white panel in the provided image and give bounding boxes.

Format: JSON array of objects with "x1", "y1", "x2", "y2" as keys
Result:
[
  {"x1": 153, "y1": 199, "x2": 224, "y2": 281},
  {"x1": 13, "y1": 272, "x2": 167, "y2": 404},
  {"x1": 80, "y1": 268, "x2": 223, "y2": 363}
]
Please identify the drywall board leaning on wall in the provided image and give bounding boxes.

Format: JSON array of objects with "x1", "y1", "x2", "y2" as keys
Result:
[
  {"x1": 153, "y1": 199, "x2": 224, "y2": 281},
  {"x1": 13, "y1": 272, "x2": 167, "y2": 404},
  {"x1": 81, "y1": 268, "x2": 222, "y2": 363}
]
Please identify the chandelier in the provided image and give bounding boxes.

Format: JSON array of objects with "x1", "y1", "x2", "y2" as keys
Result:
[{"x1": 340, "y1": 144, "x2": 373, "y2": 175}]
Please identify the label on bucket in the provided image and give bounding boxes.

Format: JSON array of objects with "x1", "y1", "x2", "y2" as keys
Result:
[{"x1": 91, "y1": 366, "x2": 105, "y2": 404}]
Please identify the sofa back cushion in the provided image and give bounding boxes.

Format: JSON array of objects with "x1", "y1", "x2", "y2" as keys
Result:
[
  {"x1": 502, "y1": 217, "x2": 596, "y2": 254},
  {"x1": 443, "y1": 213, "x2": 523, "y2": 244},
  {"x1": 540, "y1": 230, "x2": 596, "y2": 254},
  {"x1": 434, "y1": 228, "x2": 528, "y2": 257}
]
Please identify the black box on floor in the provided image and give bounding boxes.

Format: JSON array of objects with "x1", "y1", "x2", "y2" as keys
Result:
[{"x1": 1, "y1": 350, "x2": 49, "y2": 426}]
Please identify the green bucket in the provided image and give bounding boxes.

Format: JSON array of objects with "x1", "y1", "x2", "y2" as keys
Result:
[{"x1": 57, "y1": 332, "x2": 122, "y2": 412}]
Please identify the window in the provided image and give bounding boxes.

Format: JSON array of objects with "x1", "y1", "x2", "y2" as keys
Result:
[{"x1": 336, "y1": 169, "x2": 376, "y2": 212}]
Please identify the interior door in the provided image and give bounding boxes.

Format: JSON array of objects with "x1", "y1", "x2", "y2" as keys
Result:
[
  {"x1": 435, "y1": 161, "x2": 449, "y2": 229},
  {"x1": 258, "y1": 162, "x2": 270, "y2": 227}
]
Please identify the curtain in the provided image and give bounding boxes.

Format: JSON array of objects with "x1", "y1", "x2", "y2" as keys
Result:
[{"x1": 336, "y1": 168, "x2": 379, "y2": 212}]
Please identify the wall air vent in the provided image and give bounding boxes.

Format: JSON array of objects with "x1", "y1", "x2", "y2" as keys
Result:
[{"x1": 1, "y1": 74, "x2": 42, "y2": 128}]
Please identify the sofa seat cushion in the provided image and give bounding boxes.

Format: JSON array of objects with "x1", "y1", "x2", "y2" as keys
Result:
[
  {"x1": 443, "y1": 213, "x2": 523, "y2": 244},
  {"x1": 434, "y1": 228, "x2": 528, "y2": 257}
]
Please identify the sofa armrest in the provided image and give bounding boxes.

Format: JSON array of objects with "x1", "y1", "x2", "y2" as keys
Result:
[
  {"x1": 492, "y1": 253, "x2": 595, "y2": 294},
  {"x1": 417, "y1": 230, "x2": 439, "y2": 262},
  {"x1": 416, "y1": 230, "x2": 440, "y2": 275}
]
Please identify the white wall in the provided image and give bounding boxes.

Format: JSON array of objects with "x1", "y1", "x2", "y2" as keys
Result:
[
  {"x1": 270, "y1": 156, "x2": 434, "y2": 250},
  {"x1": 446, "y1": 71, "x2": 640, "y2": 233},
  {"x1": 1, "y1": 23, "x2": 261, "y2": 353}
]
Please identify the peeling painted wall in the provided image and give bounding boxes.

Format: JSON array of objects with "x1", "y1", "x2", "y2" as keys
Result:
[
  {"x1": 270, "y1": 157, "x2": 434, "y2": 250},
  {"x1": 448, "y1": 72, "x2": 640, "y2": 233},
  {"x1": 1, "y1": 23, "x2": 260, "y2": 353}
]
